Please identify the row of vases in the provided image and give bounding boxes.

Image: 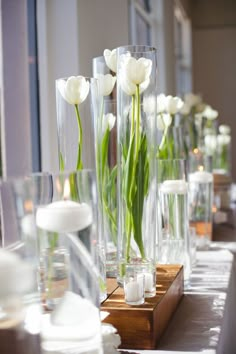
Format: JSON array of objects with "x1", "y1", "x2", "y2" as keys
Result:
[{"x1": 55, "y1": 45, "x2": 192, "y2": 302}]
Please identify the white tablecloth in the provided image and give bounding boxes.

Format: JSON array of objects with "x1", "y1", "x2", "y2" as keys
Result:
[{"x1": 123, "y1": 242, "x2": 236, "y2": 354}]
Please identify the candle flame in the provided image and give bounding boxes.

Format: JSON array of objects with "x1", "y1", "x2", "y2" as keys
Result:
[
  {"x1": 24, "y1": 199, "x2": 33, "y2": 212},
  {"x1": 212, "y1": 205, "x2": 217, "y2": 213},
  {"x1": 198, "y1": 165, "x2": 204, "y2": 171},
  {"x1": 55, "y1": 177, "x2": 62, "y2": 194},
  {"x1": 63, "y1": 179, "x2": 70, "y2": 200}
]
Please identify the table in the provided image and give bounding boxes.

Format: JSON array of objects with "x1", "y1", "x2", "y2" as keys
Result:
[{"x1": 123, "y1": 242, "x2": 236, "y2": 354}]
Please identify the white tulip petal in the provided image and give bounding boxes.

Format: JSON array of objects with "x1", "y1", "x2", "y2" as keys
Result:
[
  {"x1": 219, "y1": 124, "x2": 231, "y2": 135},
  {"x1": 62, "y1": 76, "x2": 90, "y2": 105},
  {"x1": 120, "y1": 75, "x2": 136, "y2": 96},
  {"x1": 120, "y1": 54, "x2": 152, "y2": 89},
  {"x1": 217, "y1": 134, "x2": 231, "y2": 145},
  {"x1": 157, "y1": 94, "x2": 166, "y2": 113},
  {"x1": 165, "y1": 95, "x2": 184, "y2": 115},
  {"x1": 96, "y1": 74, "x2": 116, "y2": 96},
  {"x1": 184, "y1": 93, "x2": 202, "y2": 107},
  {"x1": 104, "y1": 49, "x2": 117, "y2": 73},
  {"x1": 202, "y1": 105, "x2": 218, "y2": 120}
]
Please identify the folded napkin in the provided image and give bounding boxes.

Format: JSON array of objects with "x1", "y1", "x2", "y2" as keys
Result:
[{"x1": 102, "y1": 323, "x2": 121, "y2": 354}]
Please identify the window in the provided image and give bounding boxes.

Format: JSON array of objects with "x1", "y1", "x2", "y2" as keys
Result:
[{"x1": 130, "y1": 0, "x2": 152, "y2": 45}]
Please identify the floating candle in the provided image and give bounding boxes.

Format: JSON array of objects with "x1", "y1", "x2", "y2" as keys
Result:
[
  {"x1": 36, "y1": 201, "x2": 92, "y2": 233},
  {"x1": 188, "y1": 171, "x2": 213, "y2": 183},
  {"x1": 160, "y1": 180, "x2": 188, "y2": 194}
]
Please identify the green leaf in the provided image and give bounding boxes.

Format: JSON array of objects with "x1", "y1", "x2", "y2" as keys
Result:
[
  {"x1": 101, "y1": 128, "x2": 110, "y2": 181},
  {"x1": 124, "y1": 133, "x2": 135, "y2": 209},
  {"x1": 131, "y1": 134, "x2": 149, "y2": 259},
  {"x1": 59, "y1": 152, "x2": 65, "y2": 171}
]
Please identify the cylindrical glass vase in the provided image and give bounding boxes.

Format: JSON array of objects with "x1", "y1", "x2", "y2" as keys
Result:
[
  {"x1": 93, "y1": 55, "x2": 118, "y2": 277},
  {"x1": 0, "y1": 178, "x2": 42, "y2": 354},
  {"x1": 55, "y1": 77, "x2": 99, "y2": 171},
  {"x1": 116, "y1": 45, "x2": 158, "y2": 297},
  {"x1": 158, "y1": 125, "x2": 187, "y2": 160},
  {"x1": 187, "y1": 153, "x2": 213, "y2": 249},
  {"x1": 33, "y1": 170, "x2": 106, "y2": 308},
  {"x1": 158, "y1": 159, "x2": 191, "y2": 286}
]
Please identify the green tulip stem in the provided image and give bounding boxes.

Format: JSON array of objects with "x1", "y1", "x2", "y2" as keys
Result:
[{"x1": 74, "y1": 104, "x2": 83, "y2": 170}]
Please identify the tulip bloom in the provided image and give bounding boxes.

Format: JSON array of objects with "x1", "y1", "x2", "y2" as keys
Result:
[
  {"x1": 102, "y1": 113, "x2": 116, "y2": 135},
  {"x1": 104, "y1": 48, "x2": 117, "y2": 73},
  {"x1": 219, "y1": 124, "x2": 231, "y2": 135},
  {"x1": 95, "y1": 74, "x2": 116, "y2": 96},
  {"x1": 58, "y1": 76, "x2": 90, "y2": 105},
  {"x1": 119, "y1": 54, "x2": 152, "y2": 95},
  {"x1": 165, "y1": 95, "x2": 184, "y2": 115}
]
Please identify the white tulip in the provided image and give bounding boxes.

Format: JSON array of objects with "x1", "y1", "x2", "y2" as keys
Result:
[
  {"x1": 180, "y1": 102, "x2": 191, "y2": 115},
  {"x1": 165, "y1": 95, "x2": 184, "y2": 115},
  {"x1": 217, "y1": 134, "x2": 231, "y2": 145},
  {"x1": 157, "y1": 94, "x2": 166, "y2": 113},
  {"x1": 219, "y1": 124, "x2": 231, "y2": 135},
  {"x1": 102, "y1": 113, "x2": 116, "y2": 134},
  {"x1": 119, "y1": 54, "x2": 152, "y2": 95},
  {"x1": 57, "y1": 76, "x2": 90, "y2": 105},
  {"x1": 204, "y1": 134, "x2": 217, "y2": 154},
  {"x1": 202, "y1": 105, "x2": 218, "y2": 120},
  {"x1": 95, "y1": 74, "x2": 116, "y2": 96},
  {"x1": 104, "y1": 48, "x2": 117, "y2": 73},
  {"x1": 157, "y1": 113, "x2": 172, "y2": 131},
  {"x1": 184, "y1": 93, "x2": 202, "y2": 108}
]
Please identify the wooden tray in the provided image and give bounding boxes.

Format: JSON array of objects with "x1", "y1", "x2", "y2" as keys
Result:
[{"x1": 101, "y1": 264, "x2": 184, "y2": 349}]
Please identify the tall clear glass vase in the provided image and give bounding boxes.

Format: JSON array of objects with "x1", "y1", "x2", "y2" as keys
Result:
[
  {"x1": 116, "y1": 45, "x2": 157, "y2": 298},
  {"x1": 93, "y1": 55, "x2": 117, "y2": 277}
]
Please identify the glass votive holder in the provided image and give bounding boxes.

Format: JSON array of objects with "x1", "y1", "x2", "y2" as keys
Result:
[
  {"x1": 158, "y1": 159, "x2": 191, "y2": 287},
  {"x1": 124, "y1": 267, "x2": 145, "y2": 306},
  {"x1": 188, "y1": 166, "x2": 213, "y2": 250}
]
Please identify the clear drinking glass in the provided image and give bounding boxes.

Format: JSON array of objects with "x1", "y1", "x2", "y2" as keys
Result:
[
  {"x1": 158, "y1": 159, "x2": 191, "y2": 286},
  {"x1": 188, "y1": 152, "x2": 213, "y2": 249}
]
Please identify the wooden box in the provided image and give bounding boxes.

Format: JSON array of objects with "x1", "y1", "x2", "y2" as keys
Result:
[{"x1": 101, "y1": 264, "x2": 184, "y2": 350}]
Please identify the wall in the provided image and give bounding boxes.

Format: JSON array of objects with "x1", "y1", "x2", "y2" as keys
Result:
[
  {"x1": 37, "y1": 0, "x2": 129, "y2": 172},
  {"x1": 192, "y1": 0, "x2": 236, "y2": 180}
]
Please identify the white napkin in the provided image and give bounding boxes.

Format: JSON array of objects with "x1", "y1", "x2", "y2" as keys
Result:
[{"x1": 102, "y1": 323, "x2": 121, "y2": 354}]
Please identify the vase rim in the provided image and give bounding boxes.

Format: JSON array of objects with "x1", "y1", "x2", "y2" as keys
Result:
[{"x1": 117, "y1": 44, "x2": 157, "y2": 54}]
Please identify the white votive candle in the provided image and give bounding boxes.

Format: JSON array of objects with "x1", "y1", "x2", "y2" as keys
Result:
[
  {"x1": 124, "y1": 276, "x2": 144, "y2": 304},
  {"x1": 143, "y1": 272, "x2": 154, "y2": 292},
  {"x1": 160, "y1": 180, "x2": 188, "y2": 194},
  {"x1": 189, "y1": 171, "x2": 213, "y2": 183},
  {"x1": 36, "y1": 201, "x2": 92, "y2": 233}
]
